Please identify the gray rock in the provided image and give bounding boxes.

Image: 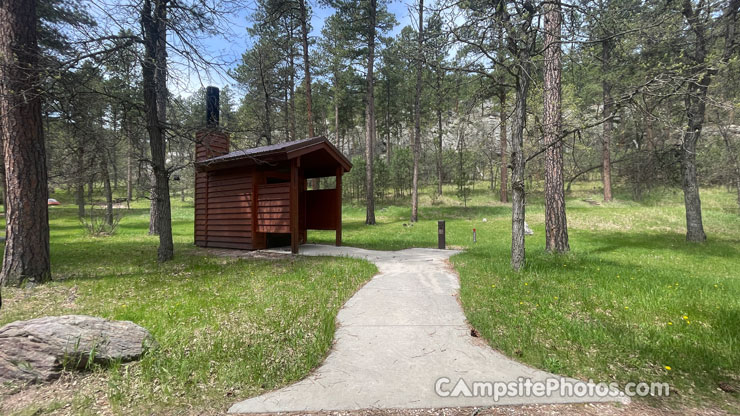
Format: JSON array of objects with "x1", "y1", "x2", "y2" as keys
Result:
[
  {"x1": 0, "y1": 315, "x2": 155, "y2": 384},
  {"x1": 524, "y1": 221, "x2": 534, "y2": 235}
]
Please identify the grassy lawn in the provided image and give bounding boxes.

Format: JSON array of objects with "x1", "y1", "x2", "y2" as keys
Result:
[
  {"x1": 1, "y1": 183, "x2": 738, "y2": 413},
  {"x1": 310, "y1": 183, "x2": 740, "y2": 410},
  {"x1": 0, "y1": 198, "x2": 377, "y2": 415}
]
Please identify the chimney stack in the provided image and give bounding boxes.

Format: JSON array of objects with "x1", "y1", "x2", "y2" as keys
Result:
[
  {"x1": 206, "y1": 86, "x2": 220, "y2": 127},
  {"x1": 195, "y1": 86, "x2": 229, "y2": 162}
]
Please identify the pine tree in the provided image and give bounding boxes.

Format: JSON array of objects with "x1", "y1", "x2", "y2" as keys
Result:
[
  {"x1": 543, "y1": 0, "x2": 569, "y2": 253},
  {"x1": 410, "y1": 0, "x2": 424, "y2": 222},
  {"x1": 0, "y1": 0, "x2": 52, "y2": 289}
]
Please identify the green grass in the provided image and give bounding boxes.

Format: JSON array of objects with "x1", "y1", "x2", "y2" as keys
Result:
[
  {"x1": 0, "y1": 197, "x2": 376, "y2": 415},
  {"x1": 2, "y1": 183, "x2": 738, "y2": 412},
  {"x1": 310, "y1": 183, "x2": 740, "y2": 410}
]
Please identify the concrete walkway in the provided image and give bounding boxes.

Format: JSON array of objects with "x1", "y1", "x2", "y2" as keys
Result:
[{"x1": 229, "y1": 245, "x2": 627, "y2": 413}]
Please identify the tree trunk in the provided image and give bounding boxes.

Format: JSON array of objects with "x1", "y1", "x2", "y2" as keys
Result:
[
  {"x1": 681, "y1": 122, "x2": 707, "y2": 242},
  {"x1": 511, "y1": 61, "x2": 531, "y2": 271},
  {"x1": 457, "y1": 123, "x2": 465, "y2": 202},
  {"x1": 288, "y1": 28, "x2": 296, "y2": 141},
  {"x1": 112, "y1": 152, "x2": 119, "y2": 192},
  {"x1": 499, "y1": 89, "x2": 508, "y2": 203},
  {"x1": 601, "y1": 40, "x2": 614, "y2": 202},
  {"x1": 681, "y1": 79, "x2": 709, "y2": 241},
  {"x1": 645, "y1": 113, "x2": 655, "y2": 151},
  {"x1": 110, "y1": 109, "x2": 119, "y2": 191},
  {"x1": 386, "y1": 76, "x2": 392, "y2": 165},
  {"x1": 155, "y1": 9, "x2": 167, "y2": 132},
  {"x1": 0, "y1": 142, "x2": 6, "y2": 218},
  {"x1": 543, "y1": 2, "x2": 569, "y2": 253},
  {"x1": 263, "y1": 80, "x2": 272, "y2": 145},
  {"x1": 127, "y1": 134, "x2": 133, "y2": 205},
  {"x1": 300, "y1": 12, "x2": 319, "y2": 189},
  {"x1": 334, "y1": 83, "x2": 340, "y2": 149},
  {"x1": 436, "y1": 68, "x2": 444, "y2": 195},
  {"x1": 411, "y1": 0, "x2": 423, "y2": 222},
  {"x1": 489, "y1": 159, "x2": 495, "y2": 190},
  {"x1": 680, "y1": 2, "x2": 712, "y2": 242},
  {"x1": 284, "y1": 84, "x2": 291, "y2": 141},
  {"x1": 76, "y1": 144, "x2": 86, "y2": 217},
  {"x1": 299, "y1": 0, "x2": 314, "y2": 138},
  {"x1": 100, "y1": 155, "x2": 114, "y2": 227},
  {"x1": 365, "y1": 0, "x2": 377, "y2": 225},
  {"x1": 142, "y1": 0, "x2": 174, "y2": 261},
  {"x1": 258, "y1": 47, "x2": 272, "y2": 146},
  {"x1": 148, "y1": 1, "x2": 167, "y2": 236},
  {"x1": 148, "y1": 174, "x2": 158, "y2": 234},
  {"x1": 0, "y1": 0, "x2": 51, "y2": 288}
]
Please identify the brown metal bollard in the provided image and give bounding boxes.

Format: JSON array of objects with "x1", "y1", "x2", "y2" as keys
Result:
[{"x1": 438, "y1": 220, "x2": 446, "y2": 249}]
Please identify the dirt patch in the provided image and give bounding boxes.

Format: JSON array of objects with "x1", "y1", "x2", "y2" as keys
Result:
[
  {"x1": 238, "y1": 402, "x2": 731, "y2": 416},
  {"x1": 2, "y1": 373, "x2": 729, "y2": 415},
  {"x1": 196, "y1": 247, "x2": 293, "y2": 260},
  {"x1": 0, "y1": 372, "x2": 113, "y2": 416}
]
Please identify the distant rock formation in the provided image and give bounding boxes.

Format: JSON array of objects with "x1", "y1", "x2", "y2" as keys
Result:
[{"x1": 524, "y1": 221, "x2": 534, "y2": 235}]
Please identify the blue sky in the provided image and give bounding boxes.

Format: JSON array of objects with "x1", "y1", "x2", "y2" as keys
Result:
[{"x1": 174, "y1": 0, "x2": 414, "y2": 97}]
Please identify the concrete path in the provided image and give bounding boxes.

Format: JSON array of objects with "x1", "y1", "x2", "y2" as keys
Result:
[{"x1": 229, "y1": 245, "x2": 627, "y2": 413}]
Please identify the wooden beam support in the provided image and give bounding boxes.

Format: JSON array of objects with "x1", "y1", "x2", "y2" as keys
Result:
[
  {"x1": 301, "y1": 173, "x2": 307, "y2": 243},
  {"x1": 251, "y1": 168, "x2": 264, "y2": 250},
  {"x1": 336, "y1": 166, "x2": 343, "y2": 247},
  {"x1": 290, "y1": 158, "x2": 300, "y2": 254}
]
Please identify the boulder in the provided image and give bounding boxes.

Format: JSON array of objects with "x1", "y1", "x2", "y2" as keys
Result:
[{"x1": 0, "y1": 315, "x2": 155, "y2": 384}]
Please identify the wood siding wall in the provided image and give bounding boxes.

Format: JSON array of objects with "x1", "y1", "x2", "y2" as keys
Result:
[
  {"x1": 194, "y1": 135, "x2": 346, "y2": 252},
  {"x1": 306, "y1": 189, "x2": 339, "y2": 230},
  {"x1": 256, "y1": 183, "x2": 290, "y2": 234},
  {"x1": 195, "y1": 129, "x2": 259, "y2": 250},
  {"x1": 195, "y1": 168, "x2": 253, "y2": 250}
]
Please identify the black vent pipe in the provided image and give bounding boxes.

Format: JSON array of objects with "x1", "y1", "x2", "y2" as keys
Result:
[{"x1": 206, "y1": 86, "x2": 219, "y2": 127}]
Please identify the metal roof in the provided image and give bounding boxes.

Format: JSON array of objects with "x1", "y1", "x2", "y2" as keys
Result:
[{"x1": 195, "y1": 136, "x2": 352, "y2": 173}]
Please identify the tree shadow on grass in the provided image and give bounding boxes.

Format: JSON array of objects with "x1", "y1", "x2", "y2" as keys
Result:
[
  {"x1": 457, "y1": 241, "x2": 739, "y2": 406},
  {"x1": 543, "y1": 307, "x2": 739, "y2": 404},
  {"x1": 421, "y1": 205, "x2": 512, "y2": 219},
  {"x1": 575, "y1": 230, "x2": 740, "y2": 259},
  {"x1": 49, "y1": 241, "x2": 205, "y2": 283},
  {"x1": 563, "y1": 303, "x2": 739, "y2": 403},
  {"x1": 456, "y1": 229, "x2": 737, "y2": 287},
  {"x1": 46, "y1": 218, "x2": 201, "y2": 282}
]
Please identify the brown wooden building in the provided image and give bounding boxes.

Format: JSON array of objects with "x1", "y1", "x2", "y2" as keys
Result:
[{"x1": 194, "y1": 132, "x2": 351, "y2": 254}]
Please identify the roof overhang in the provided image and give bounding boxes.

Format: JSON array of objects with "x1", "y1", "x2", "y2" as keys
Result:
[{"x1": 195, "y1": 136, "x2": 352, "y2": 177}]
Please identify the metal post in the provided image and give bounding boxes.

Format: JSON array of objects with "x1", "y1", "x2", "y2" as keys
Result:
[
  {"x1": 438, "y1": 220, "x2": 445, "y2": 249},
  {"x1": 473, "y1": 228, "x2": 477, "y2": 243}
]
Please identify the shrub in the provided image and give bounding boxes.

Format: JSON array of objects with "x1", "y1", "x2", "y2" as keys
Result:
[{"x1": 80, "y1": 206, "x2": 124, "y2": 236}]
